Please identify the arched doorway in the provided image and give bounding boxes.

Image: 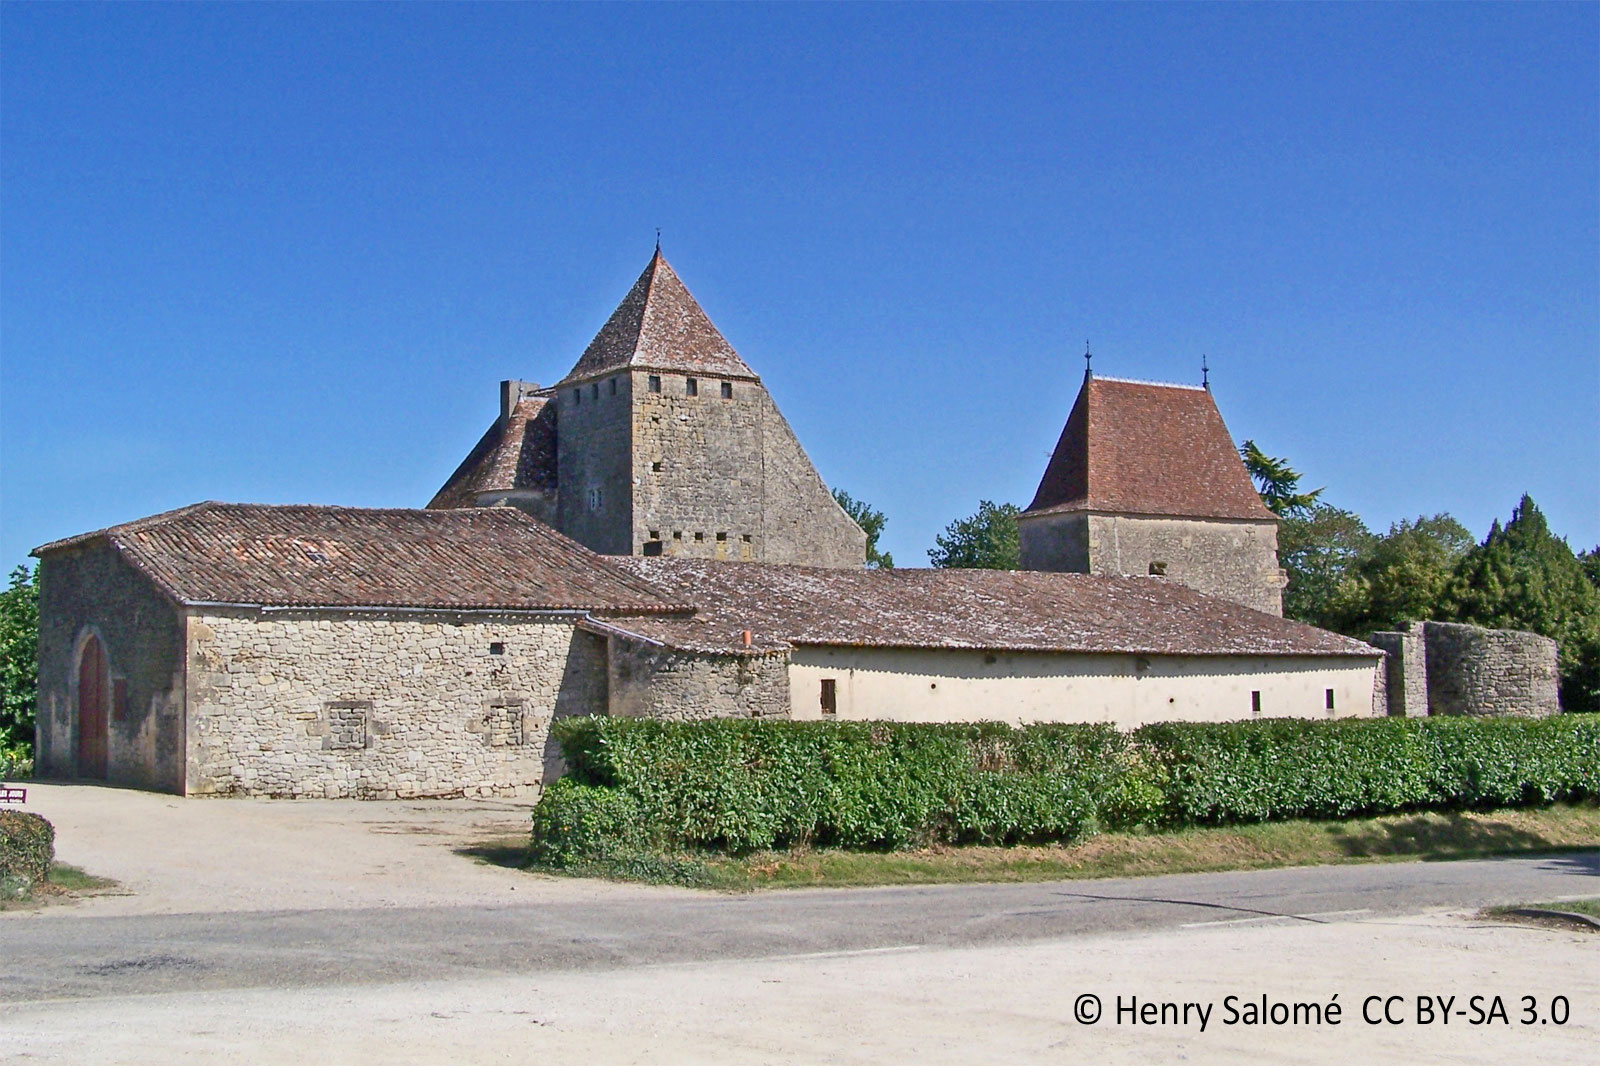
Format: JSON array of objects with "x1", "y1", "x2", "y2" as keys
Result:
[{"x1": 77, "y1": 635, "x2": 109, "y2": 779}]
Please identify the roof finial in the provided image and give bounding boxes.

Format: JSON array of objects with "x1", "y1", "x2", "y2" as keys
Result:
[
  {"x1": 654, "y1": 227, "x2": 661, "y2": 254},
  {"x1": 1201, "y1": 354, "x2": 1210, "y2": 390},
  {"x1": 1084, "y1": 340, "x2": 1093, "y2": 381}
]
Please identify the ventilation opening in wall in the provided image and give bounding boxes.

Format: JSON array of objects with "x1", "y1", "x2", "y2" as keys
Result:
[
  {"x1": 721, "y1": 381, "x2": 733, "y2": 399},
  {"x1": 686, "y1": 377, "x2": 698, "y2": 396},
  {"x1": 820, "y1": 678, "x2": 837, "y2": 717},
  {"x1": 1251, "y1": 690, "x2": 1262, "y2": 718},
  {"x1": 643, "y1": 540, "x2": 663, "y2": 556},
  {"x1": 716, "y1": 532, "x2": 727, "y2": 542},
  {"x1": 1326, "y1": 688, "x2": 1336, "y2": 715},
  {"x1": 741, "y1": 533, "x2": 751, "y2": 543},
  {"x1": 652, "y1": 461, "x2": 663, "y2": 472},
  {"x1": 1149, "y1": 561, "x2": 1168, "y2": 576},
  {"x1": 489, "y1": 642, "x2": 505, "y2": 656},
  {"x1": 673, "y1": 531, "x2": 683, "y2": 540},
  {"x1": 648, "y1": 375, "x2": 661, "y2": 393},
  {"x1": 694, "y1": 532, "x2": 704, "y2": 541}
]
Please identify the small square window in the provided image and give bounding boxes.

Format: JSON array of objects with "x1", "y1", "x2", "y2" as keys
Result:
[
  {"x1": 1149, "y1": 561, "x2": 1167, "y2": 576},
  {"x1": 649, "y1": 530, "x2": 660, "y2": 539},
  {"x1": 652, "y1": 461, "x2": 663, "y2": 472},
  {"x1": 741, "y1": 534, "x2": 752, "y2": 543},
  {"x1": 648, "y1": 375, "x2": 661, "y2": 393},
  {"x1": 686, "y1": 378, "x2": 698, "y2": 396},
  {"x1": 720, "y1": 381, "x2": 733, "y2": 399},
  {"x1": 716, "y1": 532, "x2": 727, "y2": 542},
  {"x1": 489, "y1": 642, "x2": 505, "y2": 656},
  {"x1": 694, "y1": 532, "x2": 704, "y2": 542},
  {"x1": 673, "y1": 531, "x2": 683, "y2": 540}
]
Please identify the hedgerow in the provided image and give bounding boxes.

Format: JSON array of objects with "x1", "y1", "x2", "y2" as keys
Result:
[{"x1": 528, "y1": 715, "x2": 1600, "y2": 866}]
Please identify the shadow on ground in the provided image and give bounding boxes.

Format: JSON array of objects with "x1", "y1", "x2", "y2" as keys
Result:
[{"x1": 1323, "y1": 814, "x2": 1569, "y2": 859}]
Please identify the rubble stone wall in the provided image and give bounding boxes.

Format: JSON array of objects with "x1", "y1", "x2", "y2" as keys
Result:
[{"x1": 605, "y1": 635, "x2": 792, "y2": 720}]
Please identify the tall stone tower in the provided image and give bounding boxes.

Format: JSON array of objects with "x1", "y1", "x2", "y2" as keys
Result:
[
  {"x1": 431, "y1": 250, "x2": 866, "y2": 568},
  {"x1": 1017, "y1": 371, "x2": 1287, "y2": 615}
]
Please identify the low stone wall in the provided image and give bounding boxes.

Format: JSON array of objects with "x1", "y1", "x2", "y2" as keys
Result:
[
  {"x1": 185, "y1": 610, "x2": 608, "y2": 798},
  {"x1": 1421, "y1": 621, "x2": 1559, "y2": 718},
  {"x1": 1367, "y1": 621, "x2": 1560, "y2": 718},
  {"x1": 605, "y1": 636, "x2": 791, "y2": 720}
]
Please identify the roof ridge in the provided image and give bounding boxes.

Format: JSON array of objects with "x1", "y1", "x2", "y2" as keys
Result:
[{"x1": 1093, "y1": 375, "x2": 1207, "y2": 391}]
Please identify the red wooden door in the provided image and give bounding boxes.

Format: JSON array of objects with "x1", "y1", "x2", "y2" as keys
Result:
[{"x1": 77, "y1": 636, "x2": 108, "y2": 779}]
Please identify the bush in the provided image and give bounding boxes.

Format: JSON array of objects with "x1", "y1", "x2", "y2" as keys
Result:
[
  {"x1": 1, "y1": 745, "x2": 33, "y2": 781},
  {"x1": 529, "y1": 714, "x2": 1600, "y2": 865},
  {"x1": 0, "y1": 810, "x2": 54, "y2": 887}
]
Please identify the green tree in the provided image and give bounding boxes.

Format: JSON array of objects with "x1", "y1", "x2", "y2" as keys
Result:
[
  {"x1": 832, "y1": 489, "x2": 894, "y2": 569},
  {"x1": 928, "y1": 501, "x2": 1021, "y2": 570},
  {"x1": 1277, "y1": 504, "x2": 1374, "y2": 629},
  {"x1": 1239, "y1": 440, "x2": 1323, "y2": 518},
  {"x1": 1579, "y1": 546, "x2": 1600, "y2": 592},
  {"x1": 1444, "y1": 495, "x2": 1600, "y2": 713},
  {"x1": 0, "y1": 565, "x2": 40, "y2": 756},
  {"x1": 1341, "y1": 514, "x2": 1475, "y2": 635}
]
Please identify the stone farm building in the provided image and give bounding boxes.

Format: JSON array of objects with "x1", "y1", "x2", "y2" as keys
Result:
[{"x1": 33, "y1": 248, "x2": 1408, "y2": 798}]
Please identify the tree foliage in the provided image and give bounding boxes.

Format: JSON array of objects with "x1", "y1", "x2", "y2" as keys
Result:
[
  {"x1": 1341, "y1": 514, "x2": 1476, "y2": 636},
  {"x1": 0, "y1": 566, "x2": 39, "y2": 756},
  {"x1": 832, "y1": 489, "x2": 894, "y2": 569},
  {"x1": 1278, "y1": 505, "x2": 1374, "y2": 630},
  {"x1": 928, "y1": 500, "x2": 1021, "y2": 570},
  {"x1": 1239, "y1": 440, "x2": 1323, "y2": 518}
]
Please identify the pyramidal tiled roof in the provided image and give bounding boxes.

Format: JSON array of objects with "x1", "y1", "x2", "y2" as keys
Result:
[
  {"x1": 558, "y1": 250, "x2": 758, "y2": 385},
  {"x1": 1023, "y1": 375, "x2": 1275, "y2": 522},
  {"x1": 428, "y1": 393, "x2": 557, "y2": 509}
]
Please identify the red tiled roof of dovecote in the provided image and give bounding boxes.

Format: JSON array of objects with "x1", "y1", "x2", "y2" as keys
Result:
[
  {"x1": 1023, "y1": 375, "x2": 1275, "y2": 522},
  {"x1": 605, "y1": 558, "x2": 1376, "y2": 658},
  {"x1": 558, "y1": 250, "x2": 759, "y2": 385},
  {"x1": 428, "y1": 394, "x2": 557, "y2": 509},
  {"x1": 33, "y1": 503, "x2": 688, "y2": 614}
]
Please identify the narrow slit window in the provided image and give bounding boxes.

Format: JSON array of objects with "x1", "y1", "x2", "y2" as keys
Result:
[
  {"x1": 572, "y1": 388, "x2": 580, "y2": 406},
  {"x1": 820, "y1": 679, "x2": 837, "y2": 716},
  {"x1": 609, "y1": 377, "x2": 618, "y2": 395},
  {"x1": 591, "y1": 382, "x2": 599, "y2": 400},
  {"x1": 1251, "y1": 691, "x2": 1262, "y2": 718},
  {"x1": 1326, "y1": 688, "x2": 1336, "y2": 713},
  {"x1": 686, "y1": 378, "x2": 698, "y2": 396}
]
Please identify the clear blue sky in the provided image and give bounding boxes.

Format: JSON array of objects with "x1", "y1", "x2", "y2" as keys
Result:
[{"x1": 3, "y1": 3, "x2": 1596, "y2": 572}]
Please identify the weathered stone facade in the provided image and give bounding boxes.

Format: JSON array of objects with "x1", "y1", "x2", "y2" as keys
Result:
[
  {"x1": 184, "y1": 611, "x2": 608, "y2": 798},
  {"x1": 34, "y1": 542, "x2": 187, "y2": 792},
  {"x1": 605, "y1": 635, "x2": 791, "y2": 720},
  {"x1": 1366, "y1": 620, "x2": 1560, "y2": 718},
  {"x1": 1019, "y1": 512, "x2": 1286, "y2": 616}
]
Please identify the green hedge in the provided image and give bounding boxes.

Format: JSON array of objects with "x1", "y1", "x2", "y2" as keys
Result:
[
  {"x1": 530, "y1": 714, "x2": 1600, "y2": 864},
  {"x1": 0, "y1": 810, "x2": 54, "y2": 886}
]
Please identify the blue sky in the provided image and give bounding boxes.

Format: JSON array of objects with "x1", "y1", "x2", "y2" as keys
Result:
[{"x1": 3, "y1": 3, "x2": 1596, "y2": 572}]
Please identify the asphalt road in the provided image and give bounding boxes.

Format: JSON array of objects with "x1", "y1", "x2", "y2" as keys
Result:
[{"x1": 5, "y1": 851, "x2": 1595, "y2": 1004}]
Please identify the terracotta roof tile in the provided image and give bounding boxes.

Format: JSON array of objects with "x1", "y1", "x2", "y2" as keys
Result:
[
  {"x1": 609, "y1": 558, "x2": 1375, "y2": 658},
  {"x1": 428, "y1": 395, "x2": 557, "y2": 509},
  {"x1": 34, "y1": 503, "x2": 687, "y2": 614},
  {"x1": 559, "y1": 250, "x2": 758, "y2": 385},
  {"x1": 1024, "y1": 376, "x2": 1274, "y2": 521}
]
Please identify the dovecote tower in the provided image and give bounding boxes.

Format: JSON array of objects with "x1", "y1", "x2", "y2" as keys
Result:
[
  {"x1": 1017, "y1": 371, "x2": 1287, "y2": 615},
  {"x1": 431, "y1": 250, "x2": 866, "y2": 568}
]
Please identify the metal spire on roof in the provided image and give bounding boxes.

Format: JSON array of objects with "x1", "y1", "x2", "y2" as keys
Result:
[
  {"x1": 1084, "y1": 340, "x2": 1093, "y2": 380},
  {"x1": 1202, "y1": 354, "x2": 1210, "y2": 390},
  {"x1": 655, "y1": 228, "x2": 661, "y2": 254}
]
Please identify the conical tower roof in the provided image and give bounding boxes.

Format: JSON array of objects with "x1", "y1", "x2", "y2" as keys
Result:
[{"x1": 559, "y1": 250, "x2": 758, "y2": 385}]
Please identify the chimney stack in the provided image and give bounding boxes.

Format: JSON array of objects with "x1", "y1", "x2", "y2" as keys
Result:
[{"x1": 500, "y1": 380, "x2": 538, "y2": 424}]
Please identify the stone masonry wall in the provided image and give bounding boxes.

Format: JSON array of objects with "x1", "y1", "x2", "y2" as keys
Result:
[
  {"x1": 34, "y1": 542, "x2": 187, "y2": 792},
  {"x1": 605, "y1": 635, "x2": 792, "y2": 720},
  {"x1": 756, "y1": 390, "x2": 866, "y2": 568},
  {"x1": 1368, "y1": 628, "x2": 1427, "y2": 717},
  {"x1": 1420, "y1": 621, "x2": 1559, "y2": 718},
  {"x1": 1017, "y1": 511, "x2": 1091, "y2": 575},
  {"x1": 185, "y1": 610, "x2": 608, "y2": 798},
  {"x1": 1087, "y1": 514, "x2": 1284, "y2": 615},
  {"x1": 556, "y1": 372, "x2": 634, "y2": 555}
]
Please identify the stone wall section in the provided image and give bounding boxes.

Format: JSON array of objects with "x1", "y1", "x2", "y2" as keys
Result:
[
  {"x1": 756, "y1": 391, "x2": 867, "y2": 568},
  {"x1": 34, "y1": 542, "x2": 187, "y2": 792},
  {"x1": 1367, "y1": 628, "x2": 1427, "y2": 717},
  {"x1": 605, "y1": 635, "x2": 792, "y2": 720},
  {"x1": 632, "y1": 370, "x2": 765, "y2": 560},
  {"x1": 1419, "y1": 621, "x2": 1559, "y2": 718},
  {"x1": 555, "y1": 372, "x2": 634, "y2": 555},
  {"x1": 184, "y1": 610, "x2": 607, "y2": 798}
]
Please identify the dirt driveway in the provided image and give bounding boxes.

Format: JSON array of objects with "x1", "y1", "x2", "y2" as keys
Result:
[{"x1": 8, "y1": 782, "x2": 670, "y2": 916}]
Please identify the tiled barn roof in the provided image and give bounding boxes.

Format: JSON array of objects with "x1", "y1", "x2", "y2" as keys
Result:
[
  {"x1": 34, "y1": 503, "x2": 687, "y2": 614},
  {"x1": 558, "y1": 249, "x2": 758, "y2": 385},
  {"x1": 428, "y1": 393, "x2": 557, "y2": 509},
  {"x1": 1024, "y1": 375, "x2": 1275, "y2": 521},
  {"x1": 607, "y1": 558, "x2": 1377, "y2": 658}
]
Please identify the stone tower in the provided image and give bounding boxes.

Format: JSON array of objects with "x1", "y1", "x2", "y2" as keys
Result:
[
  {"x1": 431, "y1": 250, "x2": 866, "y2": 568},
  {"x1": 1017, "y1": 371, "x2": 1287, "y2": 615}
]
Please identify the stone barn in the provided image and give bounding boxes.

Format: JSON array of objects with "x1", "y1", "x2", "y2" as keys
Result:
[{"x1": 34, "y1": 501, "x2": 1382, "y2": 797}]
